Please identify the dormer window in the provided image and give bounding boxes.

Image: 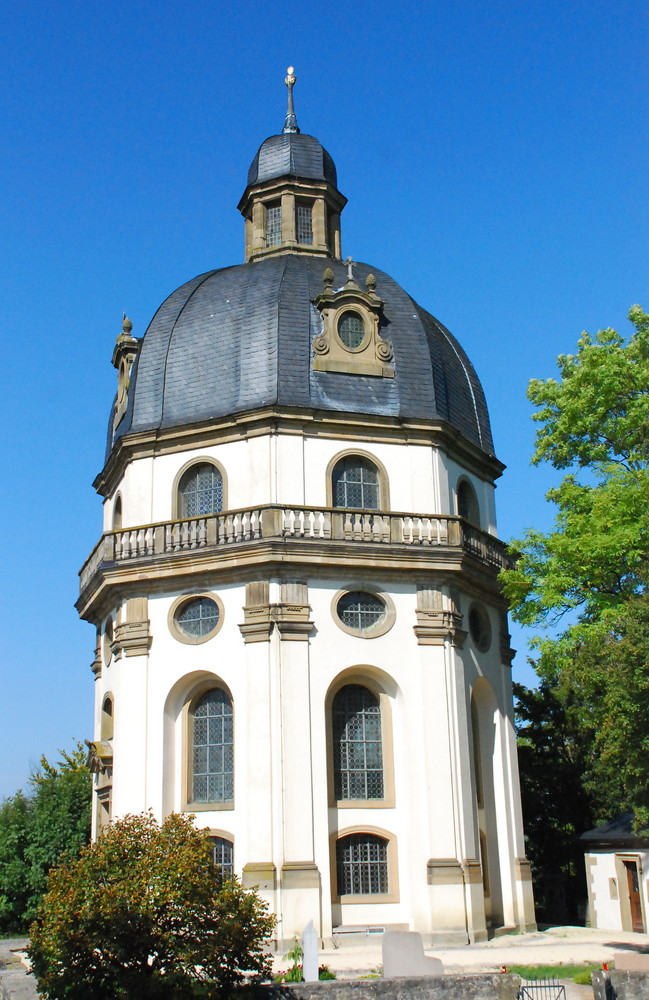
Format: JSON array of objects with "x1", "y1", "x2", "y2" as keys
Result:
[
  {"x1": 265, "y1": 202, "x2": 282, "y2": 247},
  {"x1": 296, "y1": 202, "x2": 313, "y2": 245}
]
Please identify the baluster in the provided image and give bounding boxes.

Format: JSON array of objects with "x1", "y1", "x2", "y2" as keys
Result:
[
  {"x1": 250, "y1": 510, "x2": 259, "y2": 539},
  {"x1": 322, "y1": 510, "x2": 331, "y2": 539}
]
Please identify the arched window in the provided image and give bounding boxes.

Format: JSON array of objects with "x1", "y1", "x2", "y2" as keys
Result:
[
  {"x1": 332, "y1": 684, "x2": 383, "y2": 800},
  {"x1": 332, "y1": 456, "x2": 380, "y2": 510},
  {"x1": 336, "y1": 833, "x2": 388, "y2": 896},
  {"x1": 190, "y1": 689, "x2": 233, "y2": 805},
  {"x1": 457, "y1": 478, "x2": 480, "y2": 526},
  {"x1": 101, "y1": 696, "x2": 114, "y2": 740},
  {"x1": 209, "y1": 836, "x2": 234, "y2": 879},
  {"x1": 112, "y1": 496, "x2": 122, "y2": 530},
  {"x1": 178, "y1": 463, "x2": 223, "y2": 518}
]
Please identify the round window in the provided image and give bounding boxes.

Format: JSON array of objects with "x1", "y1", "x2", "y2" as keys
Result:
[
  {"x1": 175, "y1": 597, "x2": 220, "y2": 639},
  {"x1": 469, "y1": 604, "x2": 492, "y2": 652},
  {"x1": 338, "y1": 311, "x2": 366, "y2": 350},
  {"x1": 337, "y1": 591, "x2": 386, "y2": 632}
]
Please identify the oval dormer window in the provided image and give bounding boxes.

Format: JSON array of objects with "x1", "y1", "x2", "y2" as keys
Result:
[{"x1": 338, "y1": 311, "x2": 367, "y2": 351}]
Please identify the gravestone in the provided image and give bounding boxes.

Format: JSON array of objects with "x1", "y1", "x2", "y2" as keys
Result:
[
  {"x1": 302, "y1": 920, "x2": 319, "y2": 982},
  {"x1": 382, "y1": 930, "x2": 444, "y2": 978}
]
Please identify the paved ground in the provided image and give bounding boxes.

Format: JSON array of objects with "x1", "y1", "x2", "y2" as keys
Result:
[
  {"x1": 3, "y1": 926, "x2": 649, "y2": 999},
  {"x1": 293, "y1": 925, "x2": 649, "y2": 977}
]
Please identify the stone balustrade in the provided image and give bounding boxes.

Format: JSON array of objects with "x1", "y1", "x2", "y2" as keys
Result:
[{"x1": 79, "y1": 505, "x2": 510, "y2": 595}]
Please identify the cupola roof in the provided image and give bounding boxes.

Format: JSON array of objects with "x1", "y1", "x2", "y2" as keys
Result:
[{"x1": 246, "y1": 132, "x2": 338, "y2": 188}]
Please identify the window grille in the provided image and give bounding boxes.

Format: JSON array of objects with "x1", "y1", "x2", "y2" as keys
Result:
[
  {"x1": 210, "y1": 836, "x2": 234, "y2": 879},
  {"x1": 266, "y1": 203, "x2": 282, "y2": 247},
  {"x1": 337, "y1": 592, "x2": 386, "y2": 631},
  {"x1": 338, "y1": 312, "x2": 365, "y2": 349},
  {"x1": 332, "y1": 457, "x2": 380, "y2": 510},
  {"x1": 337, "y1": 833, "x2": 388, "y2": 895},
  {"x1": 176, "y1": 597, "x2": 219, "y2": 638},
  {"x1": 296, "y1": 203, "x2": 313, "y2": 244},
  {"x1": 191, "y1": 689, "x2": 233, "y2": 804},
  {"x1": 332, "y1": 684, "x2": 384, "y2": 799},
  {"x1": 178, "y1": 463, "x2": 223, "y2": 517}
]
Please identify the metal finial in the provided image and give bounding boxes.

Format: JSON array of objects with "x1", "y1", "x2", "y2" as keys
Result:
[
  {"x1": 283, "y1": 66, "x2": 300, "y2": 134},
  {"x1": 345, "y1": 256, "x2": 356, "y2": 284}
]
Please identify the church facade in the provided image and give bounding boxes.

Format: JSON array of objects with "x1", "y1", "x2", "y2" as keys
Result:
[{"x1": 78, "y1": 69, "x2": 535, "y2": 946}]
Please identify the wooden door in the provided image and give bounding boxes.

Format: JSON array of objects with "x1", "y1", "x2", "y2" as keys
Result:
[{"x1": 623, "y1": 860, "x2": 645, "y2": 932}]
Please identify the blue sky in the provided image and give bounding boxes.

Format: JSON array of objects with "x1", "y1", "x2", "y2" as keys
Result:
[{"x1": 1, "y1": 0, "x2": 646, "y2": 799}]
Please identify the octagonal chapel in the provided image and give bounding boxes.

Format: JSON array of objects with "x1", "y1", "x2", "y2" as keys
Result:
[{"x1": 78, "y1": 69, "x2": 536, "y2": 947}]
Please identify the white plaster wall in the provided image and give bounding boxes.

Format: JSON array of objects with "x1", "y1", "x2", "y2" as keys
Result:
[
  {"x1": 104, "y1": 433, "x2": 498, "y2": 531},
  {"x1": 95, "y1": 567, "x2": 519, "y2": 935}
]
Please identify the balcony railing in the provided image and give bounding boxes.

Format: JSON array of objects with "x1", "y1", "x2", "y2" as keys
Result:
[{"x1": 79, "y1": 505, "x2": 510, "y2": 594}]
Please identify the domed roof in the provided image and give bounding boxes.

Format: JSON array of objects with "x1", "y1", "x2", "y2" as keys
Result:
[
  {"x1": 110, "y1": 255, "x2": 495, "y2": 458},
  {"x1": 247, "y1": 133, "x2": 338, "y2": 188}
]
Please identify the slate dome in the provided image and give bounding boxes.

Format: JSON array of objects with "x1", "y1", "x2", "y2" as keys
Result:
[
  {"x1": 246, "y1": 133, "x2": 338, "y2": 188},
  {"x1": 110, "y1": 253, "x2": 494, "y2": 458}
]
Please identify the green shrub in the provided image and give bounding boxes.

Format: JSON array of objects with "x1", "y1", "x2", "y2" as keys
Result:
[{"x1": 29, "y1": 812, "x2": 275, "y2": 1000}]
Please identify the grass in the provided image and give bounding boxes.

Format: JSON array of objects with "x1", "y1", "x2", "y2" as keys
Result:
[{"x1": 508, "y1": 963, "x2": 603, "y2": 984}]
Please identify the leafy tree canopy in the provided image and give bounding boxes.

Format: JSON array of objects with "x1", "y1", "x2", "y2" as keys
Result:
[
  {"x1": 503, "y1": 305, "x2": 649, "y2": 632},
  {"x1": 0, "y1": 744, "x2": 91, "y2": 933},
  {"x1": 29, "y1": 812, "x2": 275, "y2": 1000},
  {"x1": 503, "y1": 306, "x2": 649, "y2": 831}
]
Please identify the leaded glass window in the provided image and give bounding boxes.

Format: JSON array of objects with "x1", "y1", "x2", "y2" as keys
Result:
[
  {"x1": 336, "y1": 833, "x2": 388, "y2": 896},
  {"x1": 191, "y1": 689, "x2": 233, "y2": 804},
  {"x1": 178, "y1": 463, "x2": 223, "y2": 518},
  {"x1": 332, "y1": 457, "x2": 380, "y2": 510},
  {"x1": 332, "y1": 684, "x2": 384, "y2": 800},
  {"x1": 266, "y1": 203, "x2": 282, "y2": 247},
  {"x1": 210, "y1": 836, "x2": 234, "y2": 879},
  {"x1": 296, "y1": 203, "x2": 313, "y2": 245},
  {"x1": 337, "y1": 591, "x2": 386, "y2": 632},
  {"x1": 338, "y1": 311, "x2": 366, "y2": 350},
  {"x1": 176, "y1": 597, "x2": 219, "y2": 638}
]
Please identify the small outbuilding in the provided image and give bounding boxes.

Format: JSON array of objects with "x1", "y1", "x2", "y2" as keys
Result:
[{"x1": 582, "y1": 813, "x2": 649, "y2": 932}]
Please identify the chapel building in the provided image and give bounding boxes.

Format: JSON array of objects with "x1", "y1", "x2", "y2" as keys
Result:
[{"x1": 78, "y1": 69, "x2": 536, "y2": 946}]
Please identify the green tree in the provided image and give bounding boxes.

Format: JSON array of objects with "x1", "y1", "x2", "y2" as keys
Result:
[
  {"x1": 29, "y1": 812, "x2": 275, "y2": 1000},
  {"x1": 503, "y1": 305, "x2": 649, "y2": 826},
  {"x1": 501, "y1": 306, "x2": 649, "y2": 921},
  {"x1": 0, "y1": 744, "x2": 91, "y2": 933},
  {"x1": 513, "y1": 680, "x2": 594, "y2": 922}
]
